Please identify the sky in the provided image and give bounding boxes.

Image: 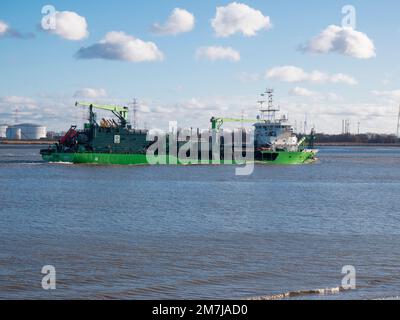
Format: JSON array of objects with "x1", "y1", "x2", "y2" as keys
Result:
[{"x1": 1, "y1": 0, "x2": 400, "y2": 133}]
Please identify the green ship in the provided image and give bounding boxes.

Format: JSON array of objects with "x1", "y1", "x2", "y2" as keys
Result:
[{"x1": 40, "y1": 89, "x2": 318, "y2": 165}]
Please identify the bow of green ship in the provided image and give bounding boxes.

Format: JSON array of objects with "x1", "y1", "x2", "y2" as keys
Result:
[{"x1": 256, "y1": 150, "x2": 317, "y2": 165}]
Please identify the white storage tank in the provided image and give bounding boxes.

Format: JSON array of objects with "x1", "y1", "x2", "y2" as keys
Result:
[
  {"x1": 0, "y1": 124, "x2": 7, "y2": 138},
  {"x1": 10, "y1": 123, "x2": 47, "y2": 140},
  {"x1": 6, "y1": 127, "x2": 22, "y2": 140}
]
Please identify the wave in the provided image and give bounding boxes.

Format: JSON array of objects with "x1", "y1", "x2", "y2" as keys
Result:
[
  {"x1": 48, "y1": 161, "x2": 74, "y2": 165},
  {"x1": 0, "y1": 160, "x2": 44, "y2": 164},
  {"x1": 248, "y1": 287, "x2": 343, "y2": 300},
  {"x1": 374, "y1": 296, "x2": 400, "y2": 300}
]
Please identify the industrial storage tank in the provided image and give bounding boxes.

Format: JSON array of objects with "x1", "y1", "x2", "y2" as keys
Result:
[
  {"x1": 6, "y1": 127, "x2": 22, "y2": 140},
  {"x1": 0, "y1": 124, "x2": 7, "y2": 138},
  {"x1": 6, "y1": 123, "x2": 47, "y2": 140}
]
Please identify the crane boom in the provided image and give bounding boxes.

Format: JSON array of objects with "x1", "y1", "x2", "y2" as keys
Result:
[
  {"x1": 75, "y1": 101, "x2": 129, "y2": 121},
  {"x1": 210, "y1": 117, "x2": 259, "y2": 130}
]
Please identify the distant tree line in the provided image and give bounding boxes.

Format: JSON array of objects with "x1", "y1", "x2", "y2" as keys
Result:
[{"x1": 300, "y1": 133, "x2": 400, "y2": 144}]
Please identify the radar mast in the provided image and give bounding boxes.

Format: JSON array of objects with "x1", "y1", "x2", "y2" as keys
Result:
[{"x1": 258, "y1": 89, "x2": 282, "y2": 123}]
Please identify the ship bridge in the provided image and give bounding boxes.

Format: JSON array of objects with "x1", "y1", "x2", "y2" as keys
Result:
[{"x1": 253, "y1": 89, "x2": 298, "y2": 150}]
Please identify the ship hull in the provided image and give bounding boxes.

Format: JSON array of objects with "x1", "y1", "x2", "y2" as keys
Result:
[{"x1": 42, "y1": 150, "x2": 317, "y2": 165}]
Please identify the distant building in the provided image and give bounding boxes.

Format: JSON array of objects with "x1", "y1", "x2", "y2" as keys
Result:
[
  {"x1": 6, "y1": 123, "x2": 47, "y2": 140},
  {"x1": 46, "y1": 131, "x2": 56, "y2": 139},
  {"x1": 0, "y1": 124, "x2": 8, "y2": 138}
]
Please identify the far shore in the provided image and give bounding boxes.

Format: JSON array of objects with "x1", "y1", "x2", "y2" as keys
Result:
[
  {"x1": 315, "y1": 142, "x2": 400, "y2": 147},
  {"x1": 1, "y1": 139, "x2": 400, "y2": 148},
  {"x1": 0, "y1": 140, "x2": 56, "y2": 145}
]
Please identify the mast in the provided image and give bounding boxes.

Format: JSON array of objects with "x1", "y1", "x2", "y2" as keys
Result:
[{"x1": 258, "y1": 88, "x2": 280, "y2": 122}]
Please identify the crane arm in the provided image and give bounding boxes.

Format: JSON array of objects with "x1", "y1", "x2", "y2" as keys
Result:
[
  {"x1": 75, "y1": 102, "x2": 129, "y2": 121},
  {"x1": 210, "y1": 117, "x2": 259, "y2": 130},
  {"x1": 221, "y1": 118, "x2": 258, "y2": 123}
]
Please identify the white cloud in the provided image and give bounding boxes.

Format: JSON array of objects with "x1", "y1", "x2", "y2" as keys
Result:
[
  {"x1": 146, "y1": 95, "x2": 393, "y2": 134},
  {"x1": 0, "y1": 96, "x2": 38, "y2": 124},
  {"x1": 48, "y1": 11, "x2": 89, "y2": 41},
  {"x1": 0, "y1": 92, "x2": 396, "y2": 134},
  {"x1": 267, "y1": 66, "x2": 310, "y2": 83},
  {"x1": 0, "y1": 96, "x2": 36, "y2": 106},
  {"x1": 289, "y1": 87, "x2": 318, "y2": 97},
  {"x1": 74, "y1": 88, "x2": 107, "y2": 99},
  {"x1": 0, "y1": 20, "x2": 34, "y2": 39},
  {"x1": 76, "y1": 31, "x2": 164, "y2": 62},
  {"x1": 136, "y1": 103, "x2": 151, "y2": 113},
  {"x1": 325, "y1": 93, "x2": 343, "y2": 102},
  {"x1": 0, "y1": 21, "x2": 9, "y2": 35},
  {"x1": 196, "y1": 46, "x2": 240, "y2": 62},
  {"x1": 266, "y1": 66, "x2": 357, "y2": 85},
  {"x1": 301, "y1": 25, "x2": 375, "y2": 59},
  {"x1": 289, "y1": 87, "x2": 343, "y2": 102},
  {"x1": 211, "y1": 2, "x2": 271, "y2": 37},
  {"x1": 182, "y1": 97, "x2": 233, "y2": 111},
  {"x1": 152, "y1": 8, "x2": 195, "y2": 35},
  {"x1": 371, "y1": 89, "x2": 400, "y2": 100},
  {"x1": 330, "y1": 73, "x2": 358, "y2": 85},
  {"x1": 0, "y1": 95, "x2": 73, "y2": 128}
]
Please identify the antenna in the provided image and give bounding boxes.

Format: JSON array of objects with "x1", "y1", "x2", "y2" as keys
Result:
[
  {"x1": 259, "y1": 88, "x2": 280, "y2": 122},
  {"x1": 267, "y1": 88, "x2": 274, "y2": 110}
]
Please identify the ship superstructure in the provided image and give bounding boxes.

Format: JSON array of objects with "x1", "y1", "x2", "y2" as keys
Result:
[{"x1": 253, "y1": 89, "x2": 301, "y2": 152}]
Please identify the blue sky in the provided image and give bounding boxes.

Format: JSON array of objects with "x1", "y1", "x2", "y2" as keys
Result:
[{"x1": 1, "y1": 0, "x2": 400, "y2": 133}]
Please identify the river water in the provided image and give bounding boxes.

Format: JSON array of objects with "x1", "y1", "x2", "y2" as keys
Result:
[{"x1": 0, "y1": 145, "x2": 400, "y2": 299}]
